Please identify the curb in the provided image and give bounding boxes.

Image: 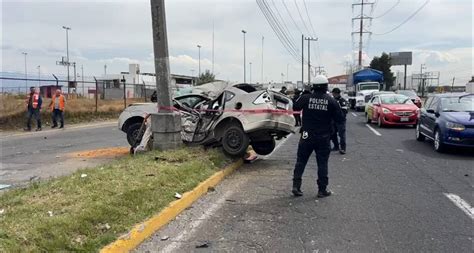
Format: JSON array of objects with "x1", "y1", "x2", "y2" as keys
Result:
[{"x1": 100, "y1": 159, "x2": 244, "y2": 253}]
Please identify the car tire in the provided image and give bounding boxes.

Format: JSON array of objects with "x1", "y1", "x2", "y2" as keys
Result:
[
  {"x1": 252, "y1": 139, "x2": 276, "y2": 155},
  {"x1": 221, "y1": 125, "x2": 249, "y2": 157},
  {"x1": 366, "y1": 113, "x2": 371, "y2": 124},
  {"x1": 433, "y1": 129, "x2": 445, "y2": 152},
  {"x1": 377, "y1": 116, "x2": 384, "y2": 128},
  {"x1": 415, "y1": 124, "x2": 425, "y2": 141},
  {"x1": 126, "y1": 122, "x2": 143, "y2": 147}
]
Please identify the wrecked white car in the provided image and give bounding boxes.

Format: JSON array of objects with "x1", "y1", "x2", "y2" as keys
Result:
[{"x1": 118, "y1": 82, "x2": 295, "y2": 156}]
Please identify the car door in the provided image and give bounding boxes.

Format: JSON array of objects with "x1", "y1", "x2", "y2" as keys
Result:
[
  {"x1": 418, "y1": 97, "x2": 432, "y2": 135},
  {"x1": 423, "y1": 97, "x2": 439, "y2": 138},
  {"x1": 371, "y1": 96, "x2": 381, "y2": 121},
  {"x1": 367, "y1": 96, "x2": 376, "y2": 119}
]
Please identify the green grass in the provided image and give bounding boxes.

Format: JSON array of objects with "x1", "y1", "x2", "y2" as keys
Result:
[{"x1": 0, "y1": 147, "x2": 229, "y2": 252}]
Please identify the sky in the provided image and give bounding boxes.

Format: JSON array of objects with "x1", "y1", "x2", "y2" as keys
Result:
[{"x1": 1, "y1": 0, "x2": 473, "y2": 87}]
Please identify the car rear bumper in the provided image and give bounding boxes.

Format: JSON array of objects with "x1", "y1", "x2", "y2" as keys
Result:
[
  {"x1": 382, "y1": 114, "x2": 417, "y2": 125},
  {"x1": 244, "y1": 119, "x2": 296, "y2": 134}
]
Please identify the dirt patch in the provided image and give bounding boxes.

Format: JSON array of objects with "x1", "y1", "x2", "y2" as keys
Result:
[{"x1": 69, "y1": 147, "x2": 130, "y2": 158}]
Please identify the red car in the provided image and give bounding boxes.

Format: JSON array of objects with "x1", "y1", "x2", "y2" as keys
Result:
[
  {"x1": 396, "y1": 90, "x2": 422, "y2": 108},
  {"x1": 366, "y1": 94, "x2": 420, "y2": 127}
]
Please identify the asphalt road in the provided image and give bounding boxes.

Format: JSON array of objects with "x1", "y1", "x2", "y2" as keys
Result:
[
  {"x1": 0, "y1": 122, "x2": 128, "y2": 187},
  {"x1": 137, "y1": 111, "x2": 474, "y2": 252}
]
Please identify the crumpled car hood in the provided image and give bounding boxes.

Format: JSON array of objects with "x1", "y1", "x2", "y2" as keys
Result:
[{"x1": 191, "y1": 81, "x2": 235, "y2": 99}]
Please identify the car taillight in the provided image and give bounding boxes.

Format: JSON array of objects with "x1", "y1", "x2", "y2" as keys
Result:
[{"x1": 253, "y1": 92, "x2": 272, "y2": 105}]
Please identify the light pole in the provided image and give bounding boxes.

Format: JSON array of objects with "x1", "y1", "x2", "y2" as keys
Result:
[
  {"x1": 242, "y1": 30, "x2": 247, "y2": 83},
  {"x1": 287, "y1": 63, "x2": 289, "y2": 82},
  {"x1": 249, "y1": 62, "x2": 252, "y2": 84},
  {"x1": 197, "y1": 45, "x2": 201, "y2": 77},
  {"x1": 281, "y1": 73, "x2": 284, "y2": 84},
  {"x1": 62, "y1": 26, "x2": 71, "y2": 93},
  {"x1": 37, "y1": 65, "x2": 41, "y2": 86},
  {"x1": 190, "y1": 69, "x2": 195, "y2": 85},
  {"x1": 22, "y1": 52, "x2": 27, "y2": 93}
]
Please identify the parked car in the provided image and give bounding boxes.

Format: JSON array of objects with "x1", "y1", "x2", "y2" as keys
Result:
[
  {"x1": 118, "y1": 82, "x2": 296, "y2": 157},
  {"x1": 396, "y1": 89, "x2": 422, "y2": 108},
  {"x1": 416, "y1": 93, "x2": 474, "y2": 152},
  {"x1": 366, "y1": 94, "x2": 419, "y2": 127},
  {"x1": 364, "y1": 91, "x2": 395, "y2": 114}
]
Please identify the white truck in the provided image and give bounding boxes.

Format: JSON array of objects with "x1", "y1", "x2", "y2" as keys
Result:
[{"x1": 350, "y1": 81, "x2": 381, "y2": 111}]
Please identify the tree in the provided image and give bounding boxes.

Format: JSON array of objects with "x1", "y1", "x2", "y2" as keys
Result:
[
  {"x1": 197, "y1": 70, "x2": 215, "y2": 85},
  {"x1": 370, "y1": 52, "x2": 395, "y2": 91}
]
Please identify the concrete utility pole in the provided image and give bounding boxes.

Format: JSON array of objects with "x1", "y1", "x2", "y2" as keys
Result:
[
  {"x1": 197, "y1": 44, "x2": 202, "y2": 77},
  {"x1": 301, "y1": 34, "x2": 304, "y2": 87},
  {"x1": 62, "y1": 26, "x2": 71, "y2": 93},
  {"x1": 261, "y1": 36, "x2": 264, "y2": 84},
  {"x1": 249, "y1": 62, "x2": 252, "y2": 84},
  {"x1": 150, "y1": 0, "x2": 181, "y2": 150},
  {"x1": 37, "y1": 65, "x2": 41, "y2": 86},
  {"x1": 305, "y1": 37, "x2": 318, "y2": 84},
  {"x1": 242, "y1": 30, "x2": 247, "y2": 83},
  {"x1": 22, "y1": 52, "x2": 27, "y2": 93}
]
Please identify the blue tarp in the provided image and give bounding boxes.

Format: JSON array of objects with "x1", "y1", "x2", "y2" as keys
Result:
[{"x1": 353, "y1": 68, "x2": 384, "y2": 84}]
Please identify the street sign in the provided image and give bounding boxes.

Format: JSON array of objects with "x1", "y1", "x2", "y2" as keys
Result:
[{"x1": 389, "y1": 52, "x2": 412, "y2": 66}]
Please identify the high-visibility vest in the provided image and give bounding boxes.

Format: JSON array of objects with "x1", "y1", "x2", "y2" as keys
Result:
[
  {"x1": 50, "y1": 95, "x2": 65, "y2": 111},
  {"x1": 26, "y1": 93, "x2": 40, "y2": 109}
]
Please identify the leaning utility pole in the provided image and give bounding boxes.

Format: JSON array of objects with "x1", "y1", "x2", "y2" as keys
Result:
[
  {"x1": 150, "y1": 0, "x2": 181, "y2": 150},
  {"x1": 305, "y1": 37, "x2": 318, "y2": 84},
  {"x1": 352, "y1": 0, "x2": 373, "y2": 69}
]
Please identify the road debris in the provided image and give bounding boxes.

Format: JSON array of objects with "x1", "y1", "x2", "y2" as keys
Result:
[
  {"x1": 160, "y1": 235, "x2": 170, "y2": 241},
  {"x1": 195, "y1": 242, "x2": 210, "y2": 248},
  {"x1": 207, "y1": 186, "x2": 215, "y2": 192},
  {"x1": 0, "y1": 184, "x2": 11, "y2": 190},
  {"x1": 396, "y1": 149, "x2": 404, "y2": 153},
  {"x1": 174, "y1": 193, "x2": 182, "y2": 199},
  {"x1": 47, "y1": 211, "x2": 54, "y2": 217},
  {"x1": 81, "y1": 174, "x2": 88, "y2": 178},
  {"x1": 145, "y1": 173, "x2": 155, "y2": 177}
]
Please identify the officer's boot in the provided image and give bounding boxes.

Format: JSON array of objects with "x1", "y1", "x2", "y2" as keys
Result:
[
  {"x1": 292, "y1": 179, "x2": 303, "y2": 197},
  {"x1": 317, "y1": 180, "x2": 332, "y2": 198}
]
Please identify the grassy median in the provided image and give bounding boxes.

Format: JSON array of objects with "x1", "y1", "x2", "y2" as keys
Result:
[{"x1": 0, "y1": 147, "x2": 229, "y2": 252}]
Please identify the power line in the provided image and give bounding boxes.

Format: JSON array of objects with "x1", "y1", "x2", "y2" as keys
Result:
[
  {"x1": 281, "y1": 0, "x2": 304, "y2": 35},
  {"x1": 373, "y1": 0, "x2": 400, "y2": 18},
  {"x1": 257, "y1": 0, "x2": 302, "y2": 62},
  {"x1": 373, "y1": 0, "x2": 430, "y2": 35},
  {"x1": 302, "y1": 0, "x2": 320, "y2": 66},
  {"x1": 270, "y1": 0, "x2": 297, "y2": 47},
  {"x1": 293, "y1": 0, "x2": 311, "y2": 35}
]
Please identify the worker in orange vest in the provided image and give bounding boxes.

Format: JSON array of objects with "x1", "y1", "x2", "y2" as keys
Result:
[
  {"x1": 49, "y1": 89, "x2": 66, "y2": 128},
  {"x1": 25, "y1": 86, "x2": 43, "y2": 131}
]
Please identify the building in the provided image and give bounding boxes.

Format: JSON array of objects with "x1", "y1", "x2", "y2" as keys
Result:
[
  {"x1": 96, "y1": 64, "x2": 195, "y2": 99},
  {"x1": 328, "y1": 74, "x2": 348, "y2": 92},
  {"x1": 39, "y1": 85, "x2": 64, "y2": 98}
]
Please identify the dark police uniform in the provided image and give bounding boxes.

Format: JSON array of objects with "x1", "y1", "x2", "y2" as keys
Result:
[
  {"x1": 331, "y1": 96, "x2": 348, "y2": 151},
  {"x1": 292, "y1": 90, "x2": 344, "y2": 196}
]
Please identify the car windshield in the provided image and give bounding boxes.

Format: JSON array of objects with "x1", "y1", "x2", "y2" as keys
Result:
[
  {"x1": 441, "y1": 96, "x2": 474, "y2": 112},
  {"x1": 397, "y1": 90, "x2": 417, "y2": 98},
  {"x1": 380, "y1": 95, "x2": 413, "y2": 105}
]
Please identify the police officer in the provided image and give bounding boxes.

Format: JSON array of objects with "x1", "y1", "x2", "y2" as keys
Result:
[
  {"x1": 330, "y1": 88, "x2": 348, "y2": 154},
  {"x1": 292, "y1": 75, "x2": 344, "y2": 198}
]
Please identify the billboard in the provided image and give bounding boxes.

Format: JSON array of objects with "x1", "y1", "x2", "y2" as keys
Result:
[{"x1": 389, "y1": 52, "x2": 412, "y2": 65}]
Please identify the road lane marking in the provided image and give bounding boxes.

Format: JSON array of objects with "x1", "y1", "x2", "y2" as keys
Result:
[
  {"x1": 161, "y1": 177, "x2": 244, "y2": 253},
  {"x1": 365, "y1": 124, "x2": 382, "y2": 136},
  {"x1": 351, "y1": 112, "x2": 358, "y2": 117},
  {"x1": 444, "y1": 193, "x2": 474, "y2": 220},
  {"x1": 262, "y1": 133, "x2": 294, "y2": 160}
]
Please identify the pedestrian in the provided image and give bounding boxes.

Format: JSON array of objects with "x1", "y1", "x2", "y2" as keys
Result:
[
  {"x1": 330, "y1": 88, "x2": 348, "y2": 154},
  {"x1": 151, "y1": 91, "x2": 158, "y2": 102},
  {"x1": 49, "y1": 89, "x2": 66, "y2": 128},
  {"x1": 279, "y1": 86, "x2": 288, "y2": 95},
  {"x1": 24, "y1": 87, "x2": 42, "y2": 131},
  {"x1": 292, "y1": 89, "x2": 302, "y2": 126},
  {"x1": 292, "y1": 75, "x2": 344, "y2": 198}
]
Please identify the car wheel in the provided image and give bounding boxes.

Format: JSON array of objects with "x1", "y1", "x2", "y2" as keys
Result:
[
  {"x1": 377, "y1": 116, "x2": 384, "y2": 128},
  {"x1": 366, "y1": 113, "x2": 371, "y2": 124},
  {"x1": 221, "y1": 125, "x2": 249, "y2": 157},
  {"x1": 126, "y1": 122, "x2": 144, "y2": 147},
  {"x1": 252, "y1": 139, "x2": 276, "y2": 155},
  {"x1": 415, "y1": 124, "x2": 425, "y2": 141},
  {"x1": 433, "y1": 129, "x2": 445, "y2": 152}
]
